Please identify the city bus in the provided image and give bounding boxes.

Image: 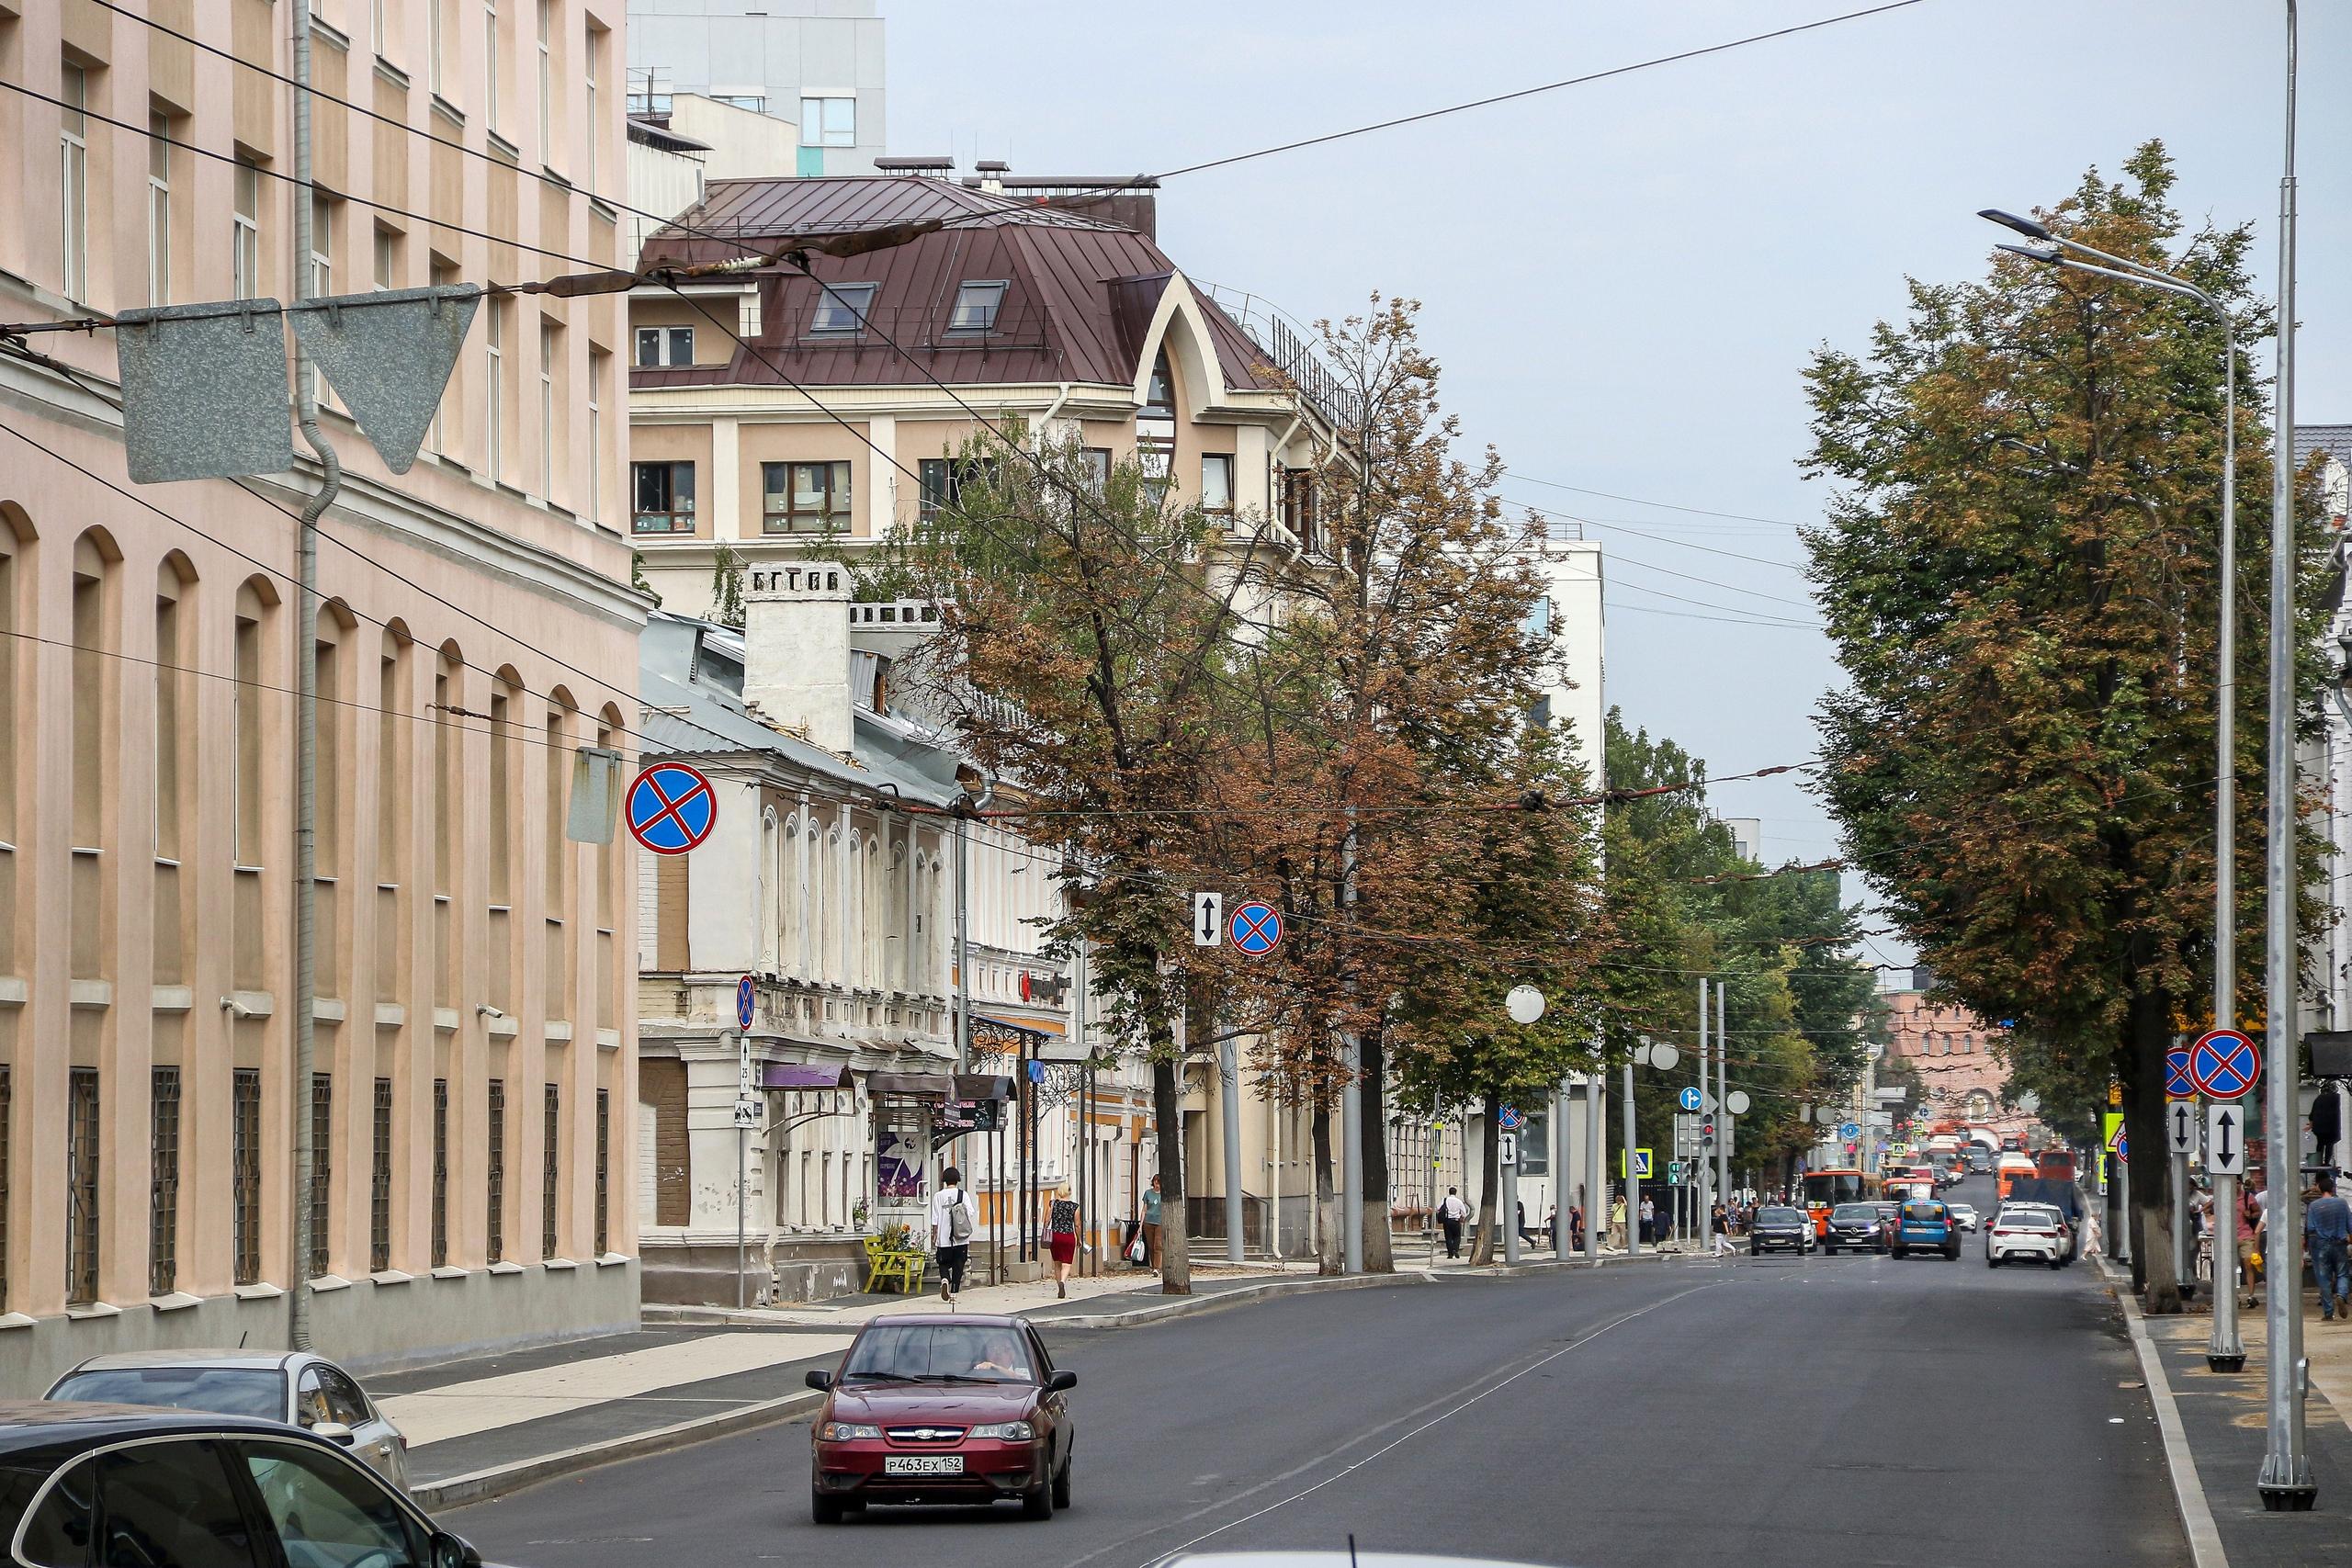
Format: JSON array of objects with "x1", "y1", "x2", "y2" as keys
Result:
[
  {"x1": 1995, "y1": 1153, "x2": 2040, "y2": 1202},
  {"x1": 1802, "y1": 1168, "x2": 1869, "y2": 1236}
]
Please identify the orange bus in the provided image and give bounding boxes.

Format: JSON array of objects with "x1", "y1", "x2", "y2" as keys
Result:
[
  {"x1": 1802, "y1": 1168, "x2": 1869, "y2": 1236},
  {"x1": 1995, "y1": 1154, "x2": 2039, "y2": 1202}
]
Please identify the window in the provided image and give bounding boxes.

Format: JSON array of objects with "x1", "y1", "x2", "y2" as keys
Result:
[
  {"x1": 428, "y1": 256, "x2": 458, "y2": 452},
  {"x1": 1281, "y1": 468, "x2": 1319, "y2": 552},
  {"x1": 632, "y1": 461, "x2": 695, "y2": 533},
  {"x1": 60, "y1": 63, "x2": 87, "y2": 300},
  {"x1": 233, "y1": 1068, "x2": 262, "y2": 1284},
  {"x1": 1200, "y1": 454, "x2": 1234, "y2": 514},
  {"x1": 763, "y1": 461, "x2": 852, "y2": 534},
  {"x1": 583, "y1": 23, "x2": 603, "y2": 192},
  {"x1": 543, "y1": 1084, "x2": 561, "y2": 1257},
  {"x1": 485, "y1": 299, "x2": 506, "y2": 479},
  {"x1": 310, "y1": 193, "x2": 334, "y2": 297},
  {"x1": 807, "y1": 281, "x2": 876, "y2": 335},
  {"x1": 0, "y1": 1066, "x2": 10, "y2": 1314},
  {"x1": 635, "y1": 325, "x2": 692, "y2": 367},
  {"x1": 537, "y1": 0, "x2": 552, "y2": 155},
  {"x1": 1080, "y1": 447, "x2": 1111, "y2": 494},
  {"x1": 487, "y1": 1078, "x2": 506, "y2": 1264},
  {"x1": 1143, "y1": 351, "x2": 1175, "y2": 420},
  {"x1": 66, "y1": 1067, "x2": 99, "y2": 1305},
  {"x1": 310, "y1": 1074, "x2": 333, "y2": 1278},
  {"x1": 148, "y1": 112, "x2": 172, "y2": 306},
  {"x1": 151, "y1": 1068, "x2": 181, "y2": 1295},
  {"x1": 371, "y1": 1078, "x2": 392, "y2": 1272},
  {"x1": 586, "y1": 347, "x2": 607, "y2": 524},
  {"x1": 539, "y1": 320, "x2": 558, "y2": 498},
  {"x1": 372, "y1": 0, "x2": 387, "y2": 56},
  {"x1": 232, "y1": 158, "x2": 261, "y2": 301},
  {"x1": 947, "y1": 281, "x2": 1006, "y2": 334},
  {"x1": 430, "y1": 0, "x2": 447, "y2": 94},
  {"x1": 98, "y1": 1440, "x2": 268, "y2": 1568},
  {"x1": 484, "y1": 0, "x2": 501, "y2": 131},
  {"x1": 916, "y1": 457, "x2": 998, "y2": 521},
  {"x1": 243, "y1": 1440, "x2": 423, "y2": 1568},
  {"x1": 371, "y1": 225, "x2": 397, "y2": 290},
  {"x1": 19, "y1": 1453, "x2": 96, "y2": 1568},
  {"x1": 594, "y1": 1088, "x2": 610, "y2": 1255},
  {"x1": 799, "y1": 95, "x2": 854, "y2": 147},
  {"x1": 1523, "y1": 596, "x2": 1553, "y2": 639},
  {"x1": 431, "y1": 1077, "x2": 449, "y2": 1268}
]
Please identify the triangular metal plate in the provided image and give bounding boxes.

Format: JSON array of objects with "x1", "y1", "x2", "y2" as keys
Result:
[
  {"x1": 289, "y1": 285, "x2": 481, "y2": 474},
  {"x1": 113, "y1": 300, "x2": 296, "y2": 483}
]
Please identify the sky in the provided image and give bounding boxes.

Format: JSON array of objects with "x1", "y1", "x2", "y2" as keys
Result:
[{"x1": 884, "y1": 0, "x2": 2352, "y2": 978}]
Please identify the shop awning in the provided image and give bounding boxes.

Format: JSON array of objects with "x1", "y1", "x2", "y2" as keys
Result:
[
  {"x1": 868, "y1": 1071, "x2": 1014, "y2": 1100},
  {"x1": 762, "y1": 1063, "x2": 853, "y2": 1090}
]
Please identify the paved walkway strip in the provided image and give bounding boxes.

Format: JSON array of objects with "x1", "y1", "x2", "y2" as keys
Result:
[{"x1": 2099, "y1": 1262, "x2": 2228, "y2": 1568}]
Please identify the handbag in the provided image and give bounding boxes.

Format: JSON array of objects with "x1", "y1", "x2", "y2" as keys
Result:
[{"x1": 1125, "y1": 1231, "x2": 1149, "y2": 1265}]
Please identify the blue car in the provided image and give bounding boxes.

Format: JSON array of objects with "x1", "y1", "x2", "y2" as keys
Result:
[{"x1": 1891, "y1": 1199, "x2": 1962, "y2": 1260}]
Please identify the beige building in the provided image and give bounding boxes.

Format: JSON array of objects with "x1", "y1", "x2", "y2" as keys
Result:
[{"x1": 0, "y1": 0, "x2": 645, "y2": 1381}]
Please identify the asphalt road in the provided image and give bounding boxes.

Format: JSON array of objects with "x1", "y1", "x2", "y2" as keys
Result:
[{"x1": 452, "y1": 1175, "x2": 2182, "y2": 1568}]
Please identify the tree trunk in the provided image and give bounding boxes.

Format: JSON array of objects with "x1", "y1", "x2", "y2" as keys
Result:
[
  {"x1": 1311, "y1": 1103, "x2": 1340, "y2": 1275},
  {"x1": 1359, "y1": 1029, "x2": 1396, "y2": 1273},
  {"x1": 1151, "y1": 1055, "x2": 1191, "y2": 1294},
  {"x1": 1471, "y1": 1092, "x2": 1501, "y2": 1265},
  {"x1": 2123, "y1": 992, "x2": 2181, "y2": 1314}
]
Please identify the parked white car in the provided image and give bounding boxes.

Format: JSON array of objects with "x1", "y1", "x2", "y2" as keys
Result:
[
  {"x1": 1984, "y1": 1208, "x2": 2064, "y2": 1269},
  {"x1": 46, "y1": 1349, "x2": 410, "y2": 1487}
]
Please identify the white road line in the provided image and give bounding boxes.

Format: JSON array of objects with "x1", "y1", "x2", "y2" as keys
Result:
[{"x1": 2101, "y1": 1261, "x2": 2228, "y2": 1568}]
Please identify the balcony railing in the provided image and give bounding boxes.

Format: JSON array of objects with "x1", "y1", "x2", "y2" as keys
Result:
[{"x1": 1196, "y1": 283, "x2": 1362, "y2": 432}]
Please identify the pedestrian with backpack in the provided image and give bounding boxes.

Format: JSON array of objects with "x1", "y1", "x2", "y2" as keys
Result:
[
  {"x1": 1436, "y1": 1187, "x2": 1469, "y2": 1258},
  {"x1": 931, "y1": 1167, "x2": 979, "y2": 1306}
]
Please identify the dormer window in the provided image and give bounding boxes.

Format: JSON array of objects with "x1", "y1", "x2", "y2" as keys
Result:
[
  {"x1": 1143, "y1": 350, "x2": 1175, "y2": 420},
  {"x1": 948, "y1": 280, "x2": 1007, "y2": 333},
  {"x1": 808, "y1": 281, "x2": 877, "y2": 335}
]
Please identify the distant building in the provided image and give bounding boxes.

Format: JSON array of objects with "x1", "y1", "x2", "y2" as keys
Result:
[
  {"x1": 1723, "y1": 818, "x2": 1761, "y2": 863},
  {"x1": 628, "y1": 0, "x2": 887, "y2": 175},
  {"x1": 1524, "y1": 538, "x2": 1607, "y2": 796},
  {"x1": 2301, "y1": 424, "x2": 2352, "y2": 1045},
  {"x1": 1877, "y1": 979, "x2": 2017, "y2": 1144}
]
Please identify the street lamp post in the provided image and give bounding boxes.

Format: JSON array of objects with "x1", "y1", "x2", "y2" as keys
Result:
[{"x1": 1976, "y1": 207, "x2": 2242, "y2": 1366}]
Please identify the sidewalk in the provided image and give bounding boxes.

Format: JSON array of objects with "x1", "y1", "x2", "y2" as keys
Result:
[{"x1": 2106, "y1": 1263, "x2": 2352, "y2": 1568}]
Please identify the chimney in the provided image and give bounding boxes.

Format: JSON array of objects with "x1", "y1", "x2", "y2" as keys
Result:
[
  {"x1": 976, "y1": 158, "x2": 1009, "y2": 195},
  {"x1": 742, "y1": 563, "x2": 854, "y2": 754}
]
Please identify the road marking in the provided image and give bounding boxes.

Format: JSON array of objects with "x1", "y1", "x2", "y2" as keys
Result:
[
  {"x1": 1087, "y1": 1280, "x2": 1724, "y2": 1568},
  {"x1": 2101, "y1": 1261, "x2": 2228, "y2": 1568}
]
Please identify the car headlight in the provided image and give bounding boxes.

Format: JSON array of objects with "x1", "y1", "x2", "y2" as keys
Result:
[
  {"x1": 820, "y1": 1422, "x2": 883, "y2": 1441},
  {"x1": 966, "y1": 1421, "x2": 1035, "y2": 1441}
]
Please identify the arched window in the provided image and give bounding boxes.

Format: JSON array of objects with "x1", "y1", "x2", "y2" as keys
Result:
[
  {"x1": 70, "y1": 529, "x2": 120, "y2": 984},
  {"x1": 760, "y1": 807, "x2": 780, "y2": 976}
]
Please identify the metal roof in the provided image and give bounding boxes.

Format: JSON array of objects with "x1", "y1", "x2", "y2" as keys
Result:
[
  {"x1": 634, "y1": 175, "x2": 1281, "y2": 394},
  {"x1": 2298, "y1": 423, "x2": 2352, "y2": 470}
]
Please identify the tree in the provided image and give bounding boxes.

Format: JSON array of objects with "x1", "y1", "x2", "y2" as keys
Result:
[{"x1": 1801, "y1": 143, "x2": 2331, "y2": 1311}]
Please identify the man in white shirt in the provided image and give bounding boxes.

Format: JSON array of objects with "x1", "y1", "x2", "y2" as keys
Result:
[
  {"x1": 1436, "y1": 1187, "x2": 1468, "y2": 1258},
  {"x1": 929, "y1": 1167, "x2": 980, "y2": 1305}
]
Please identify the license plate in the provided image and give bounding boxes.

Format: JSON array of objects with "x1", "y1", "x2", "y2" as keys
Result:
[{"x1": 883, "y1": 1455, "x2": 964, "y2": 1475}]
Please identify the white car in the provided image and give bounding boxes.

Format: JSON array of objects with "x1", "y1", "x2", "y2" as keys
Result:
[
  {"x1": 1985, "y1": 1208, "x2": 2064, "y2": 1269},
  {"x1": 46, "y1": 1348, "x2": 410, "y2": 1486},
  {"x1": 1948, "y1": 1202, "x2": 1981, "y2": 1233}
]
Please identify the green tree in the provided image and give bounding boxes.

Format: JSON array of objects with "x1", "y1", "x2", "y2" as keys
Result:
[{"x1": 1801, "y1": 143, "x2": 2330, "y2": 1310}]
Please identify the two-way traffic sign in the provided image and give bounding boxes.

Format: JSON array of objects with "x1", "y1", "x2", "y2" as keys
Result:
[
  {"x1": 2206, "y1": 1101, "x2": 2246, "y2": 1176},
  {"x1": 1498, "y1": 1133, "x2": 1519, "y2": 1168},
  {"x1": 2166, "y1": 1100, "x2": 2197, "y2": 1156},
  {"x1": 1193, "y1": 892, "x2": 1223, "y2": 947}
]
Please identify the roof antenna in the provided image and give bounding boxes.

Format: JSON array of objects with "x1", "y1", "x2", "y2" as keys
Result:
[
  {"x1": 1347, "y1": 1535, "x2": 1359, "y2": 1568},
  {"x1": 237, "y1": 1331, "x2": 249, "y2": 1349}
]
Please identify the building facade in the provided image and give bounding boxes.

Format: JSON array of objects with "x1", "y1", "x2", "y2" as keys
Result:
[
  {"x1": 627, "y1": 0, "x2": 885, "y2": 176},
  {"x1": 1879, "y1": 975, "x2": 2018, "y2": 1144},
  {"x1": 0, "y1": 0, "x2": 644, "y2": 1382}
]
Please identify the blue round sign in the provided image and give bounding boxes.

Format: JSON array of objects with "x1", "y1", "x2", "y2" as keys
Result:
[
  {"x1": 2164, "y1": 1046, "x2": 2196, "y2": 1100},
  {"x1": 2188, "y1": 1028, "x2": 2260, "y2": 1102},
  {"x1": 736, "y1": 975, "x2": 756, "y2": 1033},
  {"x1": 1679, "y1": 1087, "x2": 1703, "y2": 1112},
  {"x1": 1498, "y1": 1105, "x2": 1521, "y2": 1132},
  {"x1": 627, "y1": 762, "x2": 718, "y2": 855},
  {"x1": 1838, "y1": 1121, "x2": 1860, "y2": 1141},
  {"x1": 1229, "y1": 900, "x2": 1283, "y2": 957}
]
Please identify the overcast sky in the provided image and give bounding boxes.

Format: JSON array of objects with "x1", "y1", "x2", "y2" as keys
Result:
[{"x1": 887, "y1": 0, "x2": 2351, "y2": 977}]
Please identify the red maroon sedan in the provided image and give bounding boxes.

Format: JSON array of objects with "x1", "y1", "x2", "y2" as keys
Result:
[{"x1": 805, "y1": 1314, "x2": 1078, "y2": 1522}]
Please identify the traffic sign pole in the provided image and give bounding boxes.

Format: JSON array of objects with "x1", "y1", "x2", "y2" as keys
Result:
[
  {"x1": 1623, "y1": 1049, "x2": 1642, "y2": 1258},
  {"x1": 1696, "y1": 978, "x2": 1713, "y2": 1250},
  {"x1": 2191, "y1": 1030, "x2": 2257, "y2": 1373},
  {"x1": 1715, "y1": 980, "x2": 1729, "y2": 1222},
  {"x1": 1501, "y1": 1130, "x2": 1520, "y2": 1267},
  {"x1": 734, "y1": 1030, "x2": 749, "y2": 1309}
]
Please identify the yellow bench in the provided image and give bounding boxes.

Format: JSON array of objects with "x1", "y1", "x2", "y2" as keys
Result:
[{"x1": 864, "y1": 1235, "x2": 927, "y2": 1294}]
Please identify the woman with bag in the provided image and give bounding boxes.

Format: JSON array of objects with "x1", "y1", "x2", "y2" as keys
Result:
[{"x1": 1046, "y1": 1193, "x2": 1080, "y2": 1298}]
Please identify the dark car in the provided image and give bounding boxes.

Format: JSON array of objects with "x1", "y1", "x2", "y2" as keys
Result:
[
  {"x1": 1749, "y1": 1205, "x2": 1813, "y2": 1255},
  {"x1": 0, "y1": 1401, "x2": 479, "y2": 1568},
  {"x1": 1821, "y1": 1201, "x2": 1887, "y2": 1255},
  {"x1": 1892, "y1": 1199, "x2": 1962, "y2": 1260},
  {"x1": 806, "y1": 1314, "x2": 1076, "y2": 1521}
]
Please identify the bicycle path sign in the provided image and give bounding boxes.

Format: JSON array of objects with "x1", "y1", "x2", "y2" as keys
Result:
[{"x1": 627, "y1": 761, "x2": 718, "y2": 855}]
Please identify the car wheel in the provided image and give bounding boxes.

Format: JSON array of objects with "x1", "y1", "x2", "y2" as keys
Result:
[
  {"x1": 2048, "y1": 1256, "x2": 2064, "y2": 1271},
  {"x1": 1053, "y1": 1457, "x2": 1072, "y2": 1510},
  {"x1": 1987, "y1": 1256, "x2": 2000, "y2": 1268},
  {"x1": 811, "y1": 1490, "x2": 845, "y2": 1525},
  {"x1": 1825, "y1": 1242, "x2": 1838, "y2": 1255},
  {"x1": 1893, "y1": 1247, "x2": 1908, "y2": 1258},
  {"x1": 1023, "y1": 1478, "x2": 1056, "y2": 1521},
  {"x1": 1749, "y1": 1242, "x2": 1759, "y2": 1256}
]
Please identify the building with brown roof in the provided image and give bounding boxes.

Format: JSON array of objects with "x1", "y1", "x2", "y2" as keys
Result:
[{"x1": 623, "y1": 170, "x2": 1348, "y2": 618}]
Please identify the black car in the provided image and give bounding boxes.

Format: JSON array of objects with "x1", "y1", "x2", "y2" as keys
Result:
[
  {"x1": 1749, "y1": 1205, "x2": 1813, "y2": 1255},
  {"x1": 0, "y1": 1402, "x2": 481, "y2": 1568},
  {"x1": 1821, "y1": 1201, "x2": 1887, "y2": 1254}
]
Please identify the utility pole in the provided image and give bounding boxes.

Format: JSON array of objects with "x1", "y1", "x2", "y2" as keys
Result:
[
  {"x1": 2258, "y1": 0, "x2": 2312, "y2": 1511},
  {"x1": 1585, "y1": 1053, "x2": 1604, "y2": 1263},
  {"x1": 287, "y1": 3, "x2": 340, "y2": 1353},
  {"x1": 1219, "y1": 1032, "x2": 1245, "y2": 1264},
  {"x1": 1697, "y1": 979, "x2": 1713, "y2": 1240},
  {"x1": 1623, "y1": 1042, "x2": 1643, "y2": 1257},
  {"x1": 1716, "y1": 981, "x2": 1730, "y2": 1212},
  {"x1": 1340, "y1": 811, "x2": 1363, "y2": 1274}
]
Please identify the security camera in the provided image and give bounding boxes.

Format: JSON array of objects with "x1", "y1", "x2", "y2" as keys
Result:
[
  {"x1": 477, "y1": 1003, "x2": 509, "y2": 1021},
  {"x1": 220, "y1": 997, "x2": 257, "y2": 1021}
]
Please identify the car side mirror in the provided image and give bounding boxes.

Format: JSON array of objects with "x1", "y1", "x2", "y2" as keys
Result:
[
  {"x1": 1047, "y1": 1370, "x2": 1077, "y2": 1393},
  {"x1": 428, "y1": 1531, "x2": 482, "y2": 1568},
  {"x1": 805, "y1": 1370, "x2": 834, "y2": 1392},
  {"x1": 310, "y1": 1422, "x2": 356, "y2": 1447}
]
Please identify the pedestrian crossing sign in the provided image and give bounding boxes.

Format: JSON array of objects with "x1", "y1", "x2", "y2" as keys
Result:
[{"x1": 1620, "y1": 1147, "x2": 1654, "y2": 1179}]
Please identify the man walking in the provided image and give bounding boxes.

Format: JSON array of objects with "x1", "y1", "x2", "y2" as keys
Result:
[
  {"x1": 1639, "y1": 1194, "x2": 1656, "y2": 1245},
  {"x1": 1710, "y1": 1200, "x2": 1734, "y2": 1258},
  {"x1": 2307, "y1": 1173, "x2": 2351, "y2": 1322},
  {"x1": 1437, "y1": 1187, "x2": 1468, "y2": 1259},
  {"x1": 930, "y1": 1167, "x2": 979, "y2": 1307}
]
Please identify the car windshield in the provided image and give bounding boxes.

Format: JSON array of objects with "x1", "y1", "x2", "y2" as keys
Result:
[
  {"x1": 50, "y1": 1365, "x2": 287, "y2": 1419},
  {"x1": 1758, "y1": 1207, "x2": 1804, "y2": 1224},
  {"x1": 842, "y1": 1325, "x2": 1037, "y2": 1384},
  {"x1": 1830, "y1": 1204, "x2": 1879, "y2": 1222}
]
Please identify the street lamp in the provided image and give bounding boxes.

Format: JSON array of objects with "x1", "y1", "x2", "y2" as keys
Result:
[{"x1": 1976, "y1": 205, "x2": 2243, "y2": 1369}]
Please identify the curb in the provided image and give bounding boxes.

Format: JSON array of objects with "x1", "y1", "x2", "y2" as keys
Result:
[
  {"x1": 414, "y1": 1390, "x2": 822, "y2": 1513},
  {"x1": 1046, "y1": 1268, "x2": 1421, "y2": 1327},
  {"x1": 2096, "y1": 1258, "x2": 2229, "y2": 1568}
]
